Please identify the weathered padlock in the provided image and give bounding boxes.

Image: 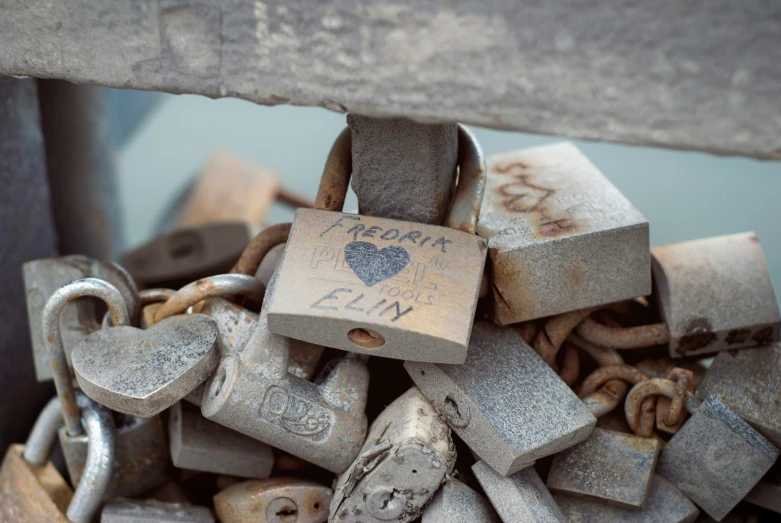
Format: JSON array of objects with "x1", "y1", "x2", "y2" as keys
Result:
[
  {"x1": 23, "y1": 254, "x2": 140, "y2": 381},
  {"x1": 214, "y1": 477, "x2": 332, "y2": 523},
  {"x1": 472, "y1": 460, "x2": 566, "y2": 522},
  {"x1": 696, "y1": 343, "x2": 781, "y2": 448},
  {"x1": 2, "y1": 394, "x2": 117, "y2": 523},
  {"x1": 626, "y1": 380, "x2": 779, "y2": 520},
  {"x1": 330, "y1": 387, "x2": 456, "y2": 523},
  {"x1": 121, "y1": 221, "x2": 251, "y2": 289},
  {"x1": 53, "y1": 278, "x2": 220, "y2": 418},
  {"x1": 266, "y1": 126, "x2": 488, "y2": 363},
  {"x1": 650, "y1": 232, "x2": 780, "y2": 358},
  {"x1": 422, "y1": 478, "x2": 501, "y2": 523},
  {"x1": 553, "y1": 474, "x2": 700, "y2": 523},
  {"x1": 546, "y1": 427, "x2": 660, "y2": 509},
  {"x1": 406, "y1": 322, "x2": 595, "y2": 475},
  {"x1": 200, "y1": 287, "x2": 370, "y2": 473},
  {"x1": 169, "y1": 401, "x2": 274, "y2": 479},
  {"x1": 476, "y1": 141, "x2": 650, "y2": 324},
  {"x1": 101, "y1": 499, "x2": 215, "y2": 523}
]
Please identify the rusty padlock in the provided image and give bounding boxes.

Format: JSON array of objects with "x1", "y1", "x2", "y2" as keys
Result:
[
  {"x1": 23, "y1": 254, "x2": 140, "y2": 381},
  {"x1": 214, "y1": 477, "x2": 332, "y2": 523},
  {"x1": 577, "y1": 233, "x2": 781, "y2": 358},
  {"x1": 476, "y1": 141, "x2": 650, "y2": 324},
  {"x1": 266, "y1": 126, "x2": 488, "y2": 363},
  {"x1": 406, "y1": 322, "x2": 595, "y2": 475},
  {"x1": 330, "y1": 387, "x2": 456, "y2": 523}
]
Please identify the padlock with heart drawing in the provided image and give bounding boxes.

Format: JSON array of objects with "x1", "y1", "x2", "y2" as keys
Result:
[{"x1": 264, "y1": 126, "x2": 488, "y2": 363}]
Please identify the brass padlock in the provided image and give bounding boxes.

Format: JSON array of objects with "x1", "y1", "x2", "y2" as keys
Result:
[
  {"x1": 472, "y1": 460, "x2": 566, "y2": 522},
  {"x1": 422, "y1": 478, "x2": 500, "y2": 523},
  {"x1": 476, "y1": 141, "x2": 650, "y2": 324},
  {"x1": 266, "y1": 126, "x2": 488, "y2": 363},
  {"x1": 553, "y1": 474, "x2": 700, "y2": 523},
  {"x1": 23, "y1": 254, "x2": 140, "y2": 381},
  {"x1": 330, "y1": 387, "x2": 456, "y2": 523},
  {"x1": 406, "y1": 322, "x2": 595, "y2": 476}
]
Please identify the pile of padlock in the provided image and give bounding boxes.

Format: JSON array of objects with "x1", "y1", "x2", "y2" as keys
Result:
[{"x1": 3, "y1": 126, "x2": 780, "y2": 523}]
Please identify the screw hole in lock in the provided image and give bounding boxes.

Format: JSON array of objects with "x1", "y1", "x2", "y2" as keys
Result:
[
  {"x1": 412, "y1": 469, "x2": 417, "y2": 474},
  {"x1": 348, "y1": 328, "x2": 385, "y2": 349},
  {"x1": 314, "y1": 503, "x2": 320, "y2": 509}
]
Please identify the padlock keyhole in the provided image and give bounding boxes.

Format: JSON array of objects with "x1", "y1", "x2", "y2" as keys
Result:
[{"x1": 348, "y1": 328, "x2": 385, "y2": 349}]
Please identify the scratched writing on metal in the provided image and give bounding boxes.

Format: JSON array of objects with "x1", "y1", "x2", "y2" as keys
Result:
[
  {"x1": 311, "y1": 288, "x2": 414, "y2": 322},
  {"x1": 260, "y1": 386, "x2": 333, "y2": 438},
  {"x1": 319, "y1": 215, "x2": 455, "y2": 253}
]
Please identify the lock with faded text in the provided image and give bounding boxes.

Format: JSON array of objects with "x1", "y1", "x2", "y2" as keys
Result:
[{"x1": 267, "y1": 126, "x2": 488, "y2": 363}]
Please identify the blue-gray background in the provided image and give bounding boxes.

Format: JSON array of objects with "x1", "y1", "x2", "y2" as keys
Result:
[{"x1": 110, "y1": 90, "x2": 781, "y2": 291}]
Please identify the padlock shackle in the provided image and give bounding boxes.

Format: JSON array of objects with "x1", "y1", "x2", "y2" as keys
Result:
[
  {"x1": 532, "y1": 307, "x2": 596, "y2": 369},
  {"x1": 568, "y1": 333, "x2": 625, "y2": 367},
  {"x1": 23, "y1": 396, "x2": 62, "y2": 466},
  {"x1": 446, "y1": 125, "x2": 486, "y2": 234},
  {"x1": 139, "y1": 288, "x2": 176, "y2": 305},
  {"x1": 577, "y1": 316, "x2": 670, "y2": 349},
  {"x1": 66, "y1": 394, "x2": 116, "y2": 523},
  {"x1": 43, "y1": 278, "x2": 130, "y2": 436},
  {"x1": 581, "y1": 380, "x2": 630, "y2": 418},
  {"x1": 153, "y1": 274, "x2": 266, "y2": 323},
  {"x1": 232, "y1": 222, "x2": 292, "y2": 276},
  {"x1": 579, "y1": 364, "x2": 649, "y2": 398},
  {"x1": 315, "y1": 127, "x2": 352, "y2": 212},
  {"x1": 624, "y1": 378, "x2": 700, "y2": 435}
]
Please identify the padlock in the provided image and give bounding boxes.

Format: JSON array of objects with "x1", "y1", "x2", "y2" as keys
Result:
[
  {"x1": 472, "y1": 460, "x2": 566, "y2": 523},
  {"x1": 422, "y1": 478, "x2": 501, "y2": 523},
  {"x1": 578, "y1": 233, "x2": 781, "y2": 358},
  {"x1": 214, "y1": 477, "x2": 332, "y2": 523},
  {"x1": 120, "y1": 222, "x2": 251, "y2": 289},
  {"x1": 169, "y1": 401, "x2": 274, "y2": 479},
  {"x1": 744, "y1": 462, "x2": 781, "y2": 514},
  {"x1": 53, "y1": 278, "x2": 221, "y2": 418},
  {"x1": 23, "y1": 254, "x2": 140, "y2": 381},
  {"x1": 330, "y1": 387, "x2": 456, "y2": 523},
  {"x1": 476, "y1": 141, "x2": 650, "y2": 324},
  {"x1": 101, "y1": 499, "x2": 215, "y2": 523},
  {"x1": 265, "y1": 125, "x2": 488, "y2": 363},
  {"x1": 625, "y1": 380, "x2": 779, "y2": 520},
  {"x1": 553, "y1": 474, "x2": 700, "y2": 523},
  {"x1": 696, "y1": 344, "x2": 781, "y2": 448},
  {"x1": 546, "y1": 427, "x2": 660, "y2": 509},
  {"x1": 200, "y1": 286, "x2": 370, "y2": 473},
  {"x1": 406, "y1": 322, "x2": 595, "y2": 475}
]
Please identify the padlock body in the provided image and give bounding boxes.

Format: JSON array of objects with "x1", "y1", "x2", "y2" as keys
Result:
[
  {"x1": 477, "y1": 142, "x2": 650, "y2": 324},
  {"x1": 101, "y1": 499, "x2": 215, "y2": 523},
  {"x1": 268, "y1": 209, "x2": 486, "y2": 363},
  {"x1": 546, "y1": 428, "x2": 659, "y2": 509},
  {"x1": 214, "y1": 478, "x2": 332, "y2": 523},
  {"x1": 422, "y1": 478, "x2": 500, "y2": 523},
  {"x1": 60, "y1": 414, "x2": 169, "y2": 497},
  {"x1": 553, "y1": 474, "x2": 699, "y2": 523},
  {"x1": 0, "y1": 444, "x2": 72, "y2": 522},
  {"x1": 652, "y1": 232, "x2": 781, "y2": 358},
  {"x1": 169, "y1": 401, "x2": 274, "y2": 479}
]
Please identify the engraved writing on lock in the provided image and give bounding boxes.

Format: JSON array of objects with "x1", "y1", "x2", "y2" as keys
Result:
[{"x1": 260, "y1": 386, "x2": 333, "y2": 439}]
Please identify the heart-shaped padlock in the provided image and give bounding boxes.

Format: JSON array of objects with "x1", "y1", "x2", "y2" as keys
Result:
[{"x1": 72, "y1": 314, "x2": 220, "y2": 418}]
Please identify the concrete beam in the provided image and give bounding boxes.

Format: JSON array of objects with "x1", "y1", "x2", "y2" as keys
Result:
[{"x1": 1, "y1": 0, "x2": 779, "y2": 159}]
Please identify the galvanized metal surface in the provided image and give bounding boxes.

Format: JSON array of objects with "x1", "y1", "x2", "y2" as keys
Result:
[
  {"x1": 546, "y1": 428, "x2": 660, "y2": 509},
  {"x1": 102, "y1": 499, "x2": 215, "y2": 522},
  {"x1": 60, "y1": 413, "x2": 169, "y2": 498},
  {"x1": 330, "y1": 387, "x2": 455, "y2": 523},
  {"x1": 478, "y1": 143, "x2": 650, "y2": 324},
  {"x1": 2, "y1": 1, "x2": 781, "y2": 158},
  {"x1": 696, "y1": 344, "x2": 781, "y2": 449},
  {"x1": 22, "y1": 397, "x2": 62, "y2": 467},
  {"x1": 554, "y1": 474, "x2": 700, "y2": 523},
  {"x1": 72, "y1": 314, "x2": 219, "y2": 418},
  {"x1": 121, "y1": 222, "x2": 251, "y2": 289},
  {"x1": 422, "y1": 478, "x2": 500, "y2": 523},
  {"x1": 169, "y1": 401, "x2": 274, "y2": 479},
  {"x1": 657, "y1": 395, "x2": 779, "y2": 521},
  {"x1": 201, "y1": 283, "x2": 369, "y2": 473},
  {"x1": 349, "y1": 116, "x2": 457, "y2": 225},
  {"x1": 0, "y1": 444, "x2": 72, "y2": 522},
  {"x1": 37, "y1": 80, "x2": 122, "y2": 260},
  {"x1": 24, "y1": 255, "x2": 141, "y2": 382},
  {"x1": 267, "y1": 208, "x2": 487, "y2": 362},
  {"x1": 473, "y1": 461, "x2": 566, "y2": 523},
  {"x1": 214, "y1": 478, "x2": 332, "y2": 523},
  {"x1": 406, "y1": 323, "x2": 595, "y2": 476},
  {"x1": 651, "y1": 232, "x2": 781, "y2": 358}
]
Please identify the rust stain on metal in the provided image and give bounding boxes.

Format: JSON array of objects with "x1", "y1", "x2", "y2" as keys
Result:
[
  {"x1": 577, "y1": 316, "x2": 670, "y2": 350},
  {"x1": 232, "y1": 222, "x2": 291, "y2": 276},
  {"x1": 532, "y1": 307, "x2": 595, "y2": 369},
  {"x1": 579, "y1": 364, "x2": 648, "y2": 398},
  {"x1": 314, "y1": 127, "x2": 352, "y2": 213},
  {"x1": 752, "y1": 326, "x2": 774, "y2": 345},
  {"x1": 675, "y1": 318, "x2": 716, "y2": 355},
  {"x1": 726, "y1": 328, "x2": 752, "y2": 345}
]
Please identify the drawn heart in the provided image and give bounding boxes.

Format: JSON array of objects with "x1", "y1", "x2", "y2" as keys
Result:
[
  {"x1": 344, "y1": 241, "x2": 410, "y2": 287},
  {"x1": 71, "y1": 314, "x2": 219, "y2": 418}
]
